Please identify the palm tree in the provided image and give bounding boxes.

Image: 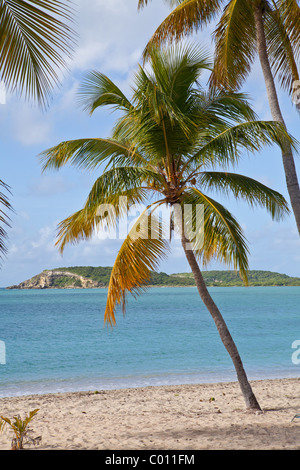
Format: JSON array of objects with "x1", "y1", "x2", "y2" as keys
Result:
[
  {"x1": 40, "y1": 44, "x2": 293, "y2": 410},
  {"x1": 137, "y1": 0, "x2": 300, "y2": 235},
  {"x1": 0, "y1": 180, "x2": 13, "y2": 265},
  {"x1": 0, "y1": 0, "x2": 76, "y2": 262}
]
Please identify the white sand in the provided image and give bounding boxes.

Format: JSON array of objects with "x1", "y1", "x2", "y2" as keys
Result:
[{"x1": 1, "y1": 378, "x2": 300, "y2": 450}]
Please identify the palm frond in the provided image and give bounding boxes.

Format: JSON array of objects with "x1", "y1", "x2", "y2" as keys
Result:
[
  {"x1": 278, "y1": 0, "x2": 300, "y2": 59},
  {"x1": 132, "y1": 45, "x2": 206, "y2": 136},
  {"x1": 55, "y1": 208, "x2": 95, "y2": 254},
  {"x1": 145, "y1": 42, "x2": 212, "y2": 96},
  {"x1": 140, "y1": 0, "x2": 223, "y2": 58},
  {"x1": 83, "y1": 166, "x2": 164, "y2": 211},
  {"x1": 0, "y1": 0, "x2": 76, "y2": 107},
  {"x1": 55, "y1": 167, "x2": 163, "y2": 253},
  {"x1": 104, "y1": 206, "x2": 170, "y2": 326},
  {"x1": 196, "y1": 88, "x2": 258, "y2": 125},
  {"x1": 265, "y1": 5, "x2": 300, "y2": 99},
  {"x1": 182, "y1": 187, "x2": 249, "y2": 283},
  {"x1": 40, "y1": 138, "x2": 146, "y2": 172},
  {"x1": 197, "y1": 171, "x2": 290, "y2": 220},
  {"x1": 209, "y1": 0, "x2": 256, "y2": 90},
  {"x1": 77, "y1": 71, "x2": 132, "y2": 115},
  {"x1": 125, "y1": 43, "x2": 213, "y2": 162},
  {"x1": 189, "y1": 119, "x2": 297, "y2": 170}
]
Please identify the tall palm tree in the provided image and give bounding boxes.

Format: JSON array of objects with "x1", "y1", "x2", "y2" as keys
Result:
[
  {"x1": 0, "y1": 180, "x2": 12, "y2": 265},
  {"x1": 40, "y1": 44, "x2": 293, "y2": 410},
  {"x1": 0, "y1": 0, "x2": 76, "y2": 262},
  {"x1": 137, "y1": 0, "x2": 300, "y2": 235}
]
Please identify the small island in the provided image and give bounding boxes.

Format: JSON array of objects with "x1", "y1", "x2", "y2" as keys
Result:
[{"x1": 6, "y1": 266, "x2": 300, "y2": 289}]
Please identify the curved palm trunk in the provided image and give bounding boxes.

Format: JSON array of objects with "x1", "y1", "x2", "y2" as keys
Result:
[
  {"x1": 181, "y1": 236, "x2": 261, "y2": 411},
  {"x1": 0, "y1": 180, "x2": 12, "y2": 265},
  {"x1": 253, "y1": 6, "x2": 300, "y2": 235}
]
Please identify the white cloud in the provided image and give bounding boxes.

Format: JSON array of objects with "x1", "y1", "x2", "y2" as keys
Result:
[
  {"x1": 248, "y1": 221, "x2": 300, "y2": 276},
  {"x1": 10, "y1": 104, "x2": 54, "y2": 146},
  {"x1": 0, "y1": 216, "x2": 123, "y2": 286},
  {"x1": 71, "y1": 0, "x2": 171, "y2": 74},
  {"x1": 28, "y1": 175, "x2": 76, "y2": 197},
  {"x1": 31, "y1": 225, "x2": 57, "y2": 251}
]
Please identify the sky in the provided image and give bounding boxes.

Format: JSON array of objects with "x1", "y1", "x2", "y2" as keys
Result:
[{"x1": 0, "y1": 0, "x2": 300, "y2": 287}]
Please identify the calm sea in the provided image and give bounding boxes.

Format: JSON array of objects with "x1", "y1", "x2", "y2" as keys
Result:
[{"x1": 0, "y1": 286, "x2": 299, "y2": 397}]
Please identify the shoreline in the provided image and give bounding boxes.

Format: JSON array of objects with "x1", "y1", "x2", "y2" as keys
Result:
[
  {"x1": 3, "y1": 284, "x2": 300, "y2": 290},
  {"x1": 1, "y1": 377, "x2": 300, "y2": 450},
  {"x1": 1, "y1": 368, "x2": 298, "y2": 400}
]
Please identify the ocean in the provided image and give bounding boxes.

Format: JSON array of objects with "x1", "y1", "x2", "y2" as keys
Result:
[{"x1": 0, "y1": 286, "x2": 299, "y2": 397}]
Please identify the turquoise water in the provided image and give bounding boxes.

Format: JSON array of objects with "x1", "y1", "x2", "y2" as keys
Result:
[{"x1": 0, "y1": 286, "x2": 299, "y2": 397}]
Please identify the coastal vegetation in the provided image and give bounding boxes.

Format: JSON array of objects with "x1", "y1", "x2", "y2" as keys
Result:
[
  {"x1": 55, "y1": 266, "x2": 113, "y2": 286},
  {"x1": 0, "y1": 409, "x2": 41, "y2": 450},
  {"x1": 138, "y1": 0, "x2": 300, "y2": 235},
  {"x1": 169, "y1": 269, "x2": 300, "y2": 287},
  {"x1": 40, "y1": 42, "x2": 292, "y2": 410},
  {"x1": 10, "y1": 267, "x2": 299, "y2": 289}
]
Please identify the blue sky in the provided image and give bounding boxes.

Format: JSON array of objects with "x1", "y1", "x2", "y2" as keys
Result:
[{"x1": 0, "y1": 0, "x2": 300, "y2": 287}]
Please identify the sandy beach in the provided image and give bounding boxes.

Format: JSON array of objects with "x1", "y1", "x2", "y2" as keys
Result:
[{"x1": 0, "y1": 377, "x2": 300, "y2": 450}]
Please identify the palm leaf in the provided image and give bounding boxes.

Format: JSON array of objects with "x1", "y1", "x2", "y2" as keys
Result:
[
  {"x1": 265, "y1": 5, "x2": 300, "y2": 100},
  {"x1": 77, "y1": 71, "x2": 133, "y2": 114},
  {"x1": 209, "y1": 0, "x2": 256, "y2": 90},
  {"x1": 23, "y1": 409, "x2": 39, "y2": 428},
  {"x1": 84, "y1": 167, "x2": 163, "y2": 204},
  {"x1": 196, "y1": 89, "x2": 258, "y2": 124},
  {"x1": 55, "y1": 208, "x2": 97, "y2": 254},
  {"x1": 122, "y1": 44, "x2": 213, "y2": 166},
  {"x1": 40, "y1": 138, "x2": 146, "y2": 172},
  {"x1": 0, "y1": 0, "x2": 76, "y2": 107},
  {"x1": 144, "y1": 42, "x2": 212, "y2": 98},
  {"x1": 182, "y1": 187, "x2": 249, "y2": 283},
  {"x1": 132, "y1": 50, "x2": 200, "y2": 137},
  {"x1": 278, "y1": 0, "x2": 300, "y2": 59},
  {"x1": 139, "y1": 0, "x2": 223, "y2": 57},
  {"x1": 55, "y1": 167, "x2": 162, "y2": 253},
  {"x1": 0, "y1": 416, "x2": 12, "y2": 429},
  {"x1": 104, "y1": 206, "x2": 170, "y2": 326},
  {"x1": 188, "y1": 119, "x2": 297, "y2": 170},
  {"x1": 197, "y1": 171, "x2": 290, "y2": 220}
]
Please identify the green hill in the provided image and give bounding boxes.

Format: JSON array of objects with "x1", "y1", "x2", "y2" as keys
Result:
[
  {"x1": 53, "y1": 266, "x2": 300, "y2": 287},
  {"x1": 53, "y1": 266, "x2": 113, "y2": 286},
  {"x1": 8, "y1": 266, "x2": 300, "y2": 289}
]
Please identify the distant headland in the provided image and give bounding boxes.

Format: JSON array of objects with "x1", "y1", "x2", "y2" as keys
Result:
[{"x1": 6, "y1": 266, "x2": 300, "y2": 289}]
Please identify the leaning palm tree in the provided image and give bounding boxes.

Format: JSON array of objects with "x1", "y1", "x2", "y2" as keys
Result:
[
  {"x1": 0, "y1": 180, "x2": 13, "y2": 265},
  {"x1": 0, "y1": 0, "x2": 76, "y2": 262},
  {"x1": 41, "y1": 44, "x2": 293, "y2": 410},
  {"x1": 137, "y1": 0, "x2": 300, "y2": 235}
]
